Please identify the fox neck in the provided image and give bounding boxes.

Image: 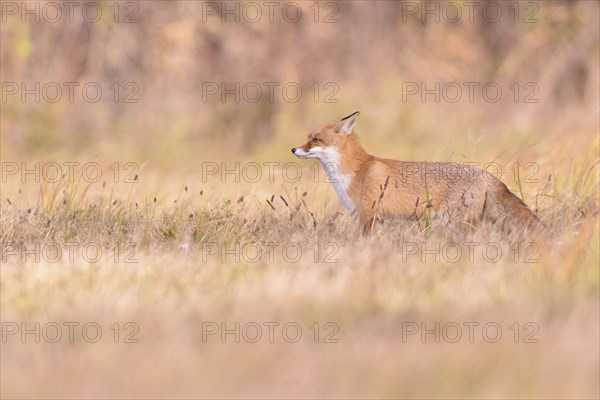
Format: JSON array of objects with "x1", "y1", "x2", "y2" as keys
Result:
[
  {"x1": 318, "y1": 134, "x2": 371, "y2": 216},
  {"x1": 336, "y1": 133, "x2": 372, "y2": 174}
]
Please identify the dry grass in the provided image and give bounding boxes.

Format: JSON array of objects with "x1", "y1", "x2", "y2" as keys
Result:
[{"x1": 1, "y1": 149, "x2": 598, "y2": 399}]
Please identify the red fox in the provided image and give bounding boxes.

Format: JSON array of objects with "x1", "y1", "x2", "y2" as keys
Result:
[{"x1": 292, "y1": 112, "x2": 547, "y2": 236}]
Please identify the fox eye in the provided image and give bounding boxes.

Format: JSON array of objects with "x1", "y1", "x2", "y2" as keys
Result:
[{"x1": 312, "y1": 138, "x2": 319, "y2": 143}]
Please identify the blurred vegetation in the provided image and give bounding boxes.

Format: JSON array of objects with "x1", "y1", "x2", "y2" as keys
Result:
[{"x1": 1, "y1": 0, "x2": 598, "y2": 165}]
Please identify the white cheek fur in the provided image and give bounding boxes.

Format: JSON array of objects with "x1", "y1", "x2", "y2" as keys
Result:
[{"x1": 293, "y1": 148, "x2": 311, "y2": 158}]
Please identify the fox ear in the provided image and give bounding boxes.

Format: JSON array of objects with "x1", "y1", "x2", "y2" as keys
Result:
[{"x1": 336, "y1": 111, "x2": 360, "y2": 134}]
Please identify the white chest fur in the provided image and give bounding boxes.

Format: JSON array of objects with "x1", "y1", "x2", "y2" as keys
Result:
[{"x1": 314, "y1": 147, "x2": 356, "y2": 216}]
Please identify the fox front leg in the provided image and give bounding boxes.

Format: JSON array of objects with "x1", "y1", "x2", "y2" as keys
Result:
[{"x1": 359, "y1": 212, "x2": 380, "y2": 235}]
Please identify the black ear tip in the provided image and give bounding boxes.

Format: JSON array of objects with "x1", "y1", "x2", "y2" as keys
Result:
[{"x1": 340, "y1": 111, "x2": 360, "y2": 121}]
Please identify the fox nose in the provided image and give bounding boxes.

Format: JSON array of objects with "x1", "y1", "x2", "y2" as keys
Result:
[{"x1": 291, "y1": 148, "x2": 297, "y2": 154}]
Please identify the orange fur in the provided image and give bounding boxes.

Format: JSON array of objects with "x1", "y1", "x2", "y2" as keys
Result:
[{"x1": 292, "y1": 112, "x2": 546, "y2": 237}]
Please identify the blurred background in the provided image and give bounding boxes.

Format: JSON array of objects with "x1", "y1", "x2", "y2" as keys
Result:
[
  {"x1": 1, "y1": 2, "x2": 599, "y2": 399},
  {"x1": 2, "y1": 0, "x2": 598, "y2": 169}
]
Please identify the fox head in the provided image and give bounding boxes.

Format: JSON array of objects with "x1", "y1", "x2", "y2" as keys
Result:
[{"x1": 291, "y1": 112, "x2": 360, "y2": 163}]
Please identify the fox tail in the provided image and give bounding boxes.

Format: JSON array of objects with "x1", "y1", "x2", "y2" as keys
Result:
[{"x1": 483, "y1": 180, "x2": 549, "y2": 238}]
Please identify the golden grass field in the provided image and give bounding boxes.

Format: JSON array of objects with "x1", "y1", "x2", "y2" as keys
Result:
[
  {"x1": 1, "y1": 130, "x2": 599, "y2": 398},
  {"x1": 1, "y1": 1, "x2": 599, "y2": 399}
]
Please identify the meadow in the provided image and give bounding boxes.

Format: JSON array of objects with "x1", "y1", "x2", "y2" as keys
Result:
[{"x1": 1, "y1": 1, "x2": 599, "y2": 398}]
